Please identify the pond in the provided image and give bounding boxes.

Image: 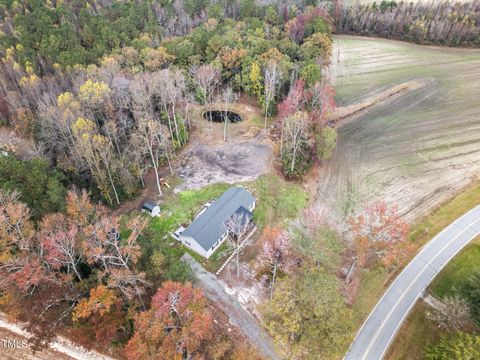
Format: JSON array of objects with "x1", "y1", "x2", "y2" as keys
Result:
[{"x1": 203, "y1": 110, "x2": 242, "y2": 123}]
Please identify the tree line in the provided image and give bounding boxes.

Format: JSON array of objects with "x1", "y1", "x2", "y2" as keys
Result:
[
  {"x1": 0, "y1": 1, "x2": 337, "y2": 203},
  {"x1": 335, "y1": 0, "x2": 480, "y2": 47}
]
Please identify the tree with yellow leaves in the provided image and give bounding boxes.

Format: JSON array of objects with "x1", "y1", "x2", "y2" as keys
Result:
[
  {"x1": 249, "y1": 62, "x2": 263, "y2": 100},
  {"x1": 78, "y1": 79, "x2": 112, "y2": 109},
  {"x1": 72, "y1": 117, "x2": 120, "y2": 205}
]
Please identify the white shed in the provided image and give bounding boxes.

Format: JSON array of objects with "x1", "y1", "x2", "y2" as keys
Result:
[{"x1": 142, "y1": 201, "x2": 161, "y2": 217}]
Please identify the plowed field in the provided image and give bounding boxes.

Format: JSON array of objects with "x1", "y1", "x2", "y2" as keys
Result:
[{"x1": 319, "y1": 36, "x2": 480, "y2": 220}]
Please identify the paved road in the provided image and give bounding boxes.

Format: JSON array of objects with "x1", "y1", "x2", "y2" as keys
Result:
[{"x1": 345, "y1": 205, "x2": 480, "y2": 360}]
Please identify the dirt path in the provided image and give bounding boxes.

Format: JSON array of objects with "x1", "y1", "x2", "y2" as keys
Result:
[
  {"x1": 181, "y1": 253, "x2": 281, "y2": 360},
  {"x1": 111, "y1": 167, "x2": 171, "y2": 216},
  {"x1": 0, "y1": 312, "x2": 115, "y2": 360},
  {"x1": 0, "y1": 127, "x2": 38, "y2": 160},
  {"x1": 0, "y1": 327, "x2": 73, "y2": 360},
  {"x1": 328, "y1": 80, "x2": 426, "y2": 126}
]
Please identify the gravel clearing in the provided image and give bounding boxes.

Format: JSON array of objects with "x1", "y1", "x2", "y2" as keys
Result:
[
  {"x1": 0, "y1": 127, "x2": 39, "y2": 160},
  {"x1": 175, "y1": 141, "x2": 272, "y2": 192}
]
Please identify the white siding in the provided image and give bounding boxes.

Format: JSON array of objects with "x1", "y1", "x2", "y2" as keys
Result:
[
  {"x1": 178, "y1": 235, "x2": 209, "y2": 258},
  {"x1": 151, "y1": 206, "x2": 161, "y2": 217}
]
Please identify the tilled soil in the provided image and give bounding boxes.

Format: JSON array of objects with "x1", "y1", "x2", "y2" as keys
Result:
[{"x1": 319, "y1": 36, "x2": 480, "y2": 221}]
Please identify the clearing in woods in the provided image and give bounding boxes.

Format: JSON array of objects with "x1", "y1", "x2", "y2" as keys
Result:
[{"x1": 318, "y1": 35, "x2": 480, "y2": 220}]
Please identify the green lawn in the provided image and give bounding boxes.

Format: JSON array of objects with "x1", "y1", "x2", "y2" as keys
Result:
[
  {"x1": 351, "y1": 268, "x2": 389, "y2": 330},
  {"x1": 247, "y1": 174, "x2": 308, "y2": 228},
  {"x1": 138, "y1": 175, "x2": 308, "y2": 280},
  {"x1": 431, "y1": 239, "x2": 480, "y2": 298}
]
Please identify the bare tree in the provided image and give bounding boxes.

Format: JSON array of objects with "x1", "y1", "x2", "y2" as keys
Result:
[
  {"x1": 427, "y1": 295, "x2": 474, "y2": 332},
  {"x1": 283, "y1": 111, "x2": 309, "y2": 174},
  {"x1": 194, "y1": 65, "x2": 220, "y2": 127},
  {"x1": 133, "y1": 115, "x2": 171, "y2": 196},
  {"x1": 258, "y1": 229, "x2": 292, "y2": 298},
  {"x1": 263, "y1": 60, "x2": 282, "y2": 130},
  {"x1": 72, "y1": 118, "x2": 121, "y2": 205},
  {"x1": 0, "y1": 190, "x2": 35, "y2": 252},
  {"x1": 220, "y1": 86, "x2": 238, "y2": 142},
  {"x1": 42, "y1": 221, "x2": 83, "y2": 281},
  {"x1": 148, "y1": 69, "x2": 187, "y2": 147},
  {"x1": 84, "y1": 215, "x2": 149, "y2": 304},
  {"x1": 224, "y1": 211, "x2": 255, "y2": 278}
]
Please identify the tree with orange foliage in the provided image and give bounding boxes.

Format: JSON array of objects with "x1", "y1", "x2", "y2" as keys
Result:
[
  {"x1": 348, "y1": 201, "x2": 412, "y2": 270},
  {"x1": 125, "y1": 281, "x2": 213, "y2": 360},
  {"x1": 71, "y1": 285, "x2": 127, "y2": 350}
]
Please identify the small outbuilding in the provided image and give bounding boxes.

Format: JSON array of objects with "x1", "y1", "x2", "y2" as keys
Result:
[
  {"x1": 142, "y1": 201, "x2": 161, "y2": 217},
  {"x1": 177, "y1": 187, "x2": 255, "y2": 259}
]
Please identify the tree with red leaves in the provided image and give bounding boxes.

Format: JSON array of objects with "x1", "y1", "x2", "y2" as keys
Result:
[
  {"x1": 278, "y1": 79, "x2": 308, "y2": 121},
  {"x1": 348, "y1": 201, "x2": 412, "y2": 270},
  {"x1": 41, "y1": 214, "x2": 82, "y2": 280},
  {"x1": 125, "y1": 281, "x2": 213, "y2": 360},
  {"x1": 0, "y1": 189, "x2": 148, "y2": 349},
  {"x1": 258, "y1": 228, "x2": 293, "y2": 298},
  {"x1": 278, "y1": 79, "x2": 308, "y2": 154},
  {"x1": 285, "y1": 7, "x2": 332, "y2": 43}
]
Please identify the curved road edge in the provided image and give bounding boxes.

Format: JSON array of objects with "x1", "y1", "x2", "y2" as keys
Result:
[
  {"x1": 345, "y1": 204, "x2": 480, "y2": 360},
  {"x1": 0, "y1": 312, "x2": 115, "y2": 360}
]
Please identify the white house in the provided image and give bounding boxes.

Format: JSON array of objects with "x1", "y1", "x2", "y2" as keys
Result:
[
  {"x1": 177, "y1": 187, "x2": 255, "y2": 259},
  {"x1": 142, "y1": 201, "x2": 161, "y2": 217}
]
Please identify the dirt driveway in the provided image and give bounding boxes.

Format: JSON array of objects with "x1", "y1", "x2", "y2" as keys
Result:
[
  {"x1": 181, "y1": 253, "x2": 280, "y2": 360},
  {"x1": 0, "y1": 312, "x2": 114, "y2": 360},
  {"x1": 0, "y1": 327, "x2": 72, "y2": 360}
]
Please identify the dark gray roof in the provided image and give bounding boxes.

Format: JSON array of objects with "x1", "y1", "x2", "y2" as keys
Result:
[
  {"x1": 182, "y1": 187, "x2": 255, "y2": 251},
  {"x1": 142, "y1": 201, "x2": 158, "y2": 212}
]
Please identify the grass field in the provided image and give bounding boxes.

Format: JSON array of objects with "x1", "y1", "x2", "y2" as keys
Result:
[{"x1": 319, "y1": 36, "x2": 480, "y2": 221}]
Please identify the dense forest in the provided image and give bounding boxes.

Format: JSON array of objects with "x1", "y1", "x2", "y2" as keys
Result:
[
  {"x1": 335, "y1": 0, "x2": 480, "y2": 47},
  {"x1": 0, "y1": 1, "x2": 341, "y2": 359},
  {"x1": 0, "y1": 0, "x2": 336, "y2": 206}
]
